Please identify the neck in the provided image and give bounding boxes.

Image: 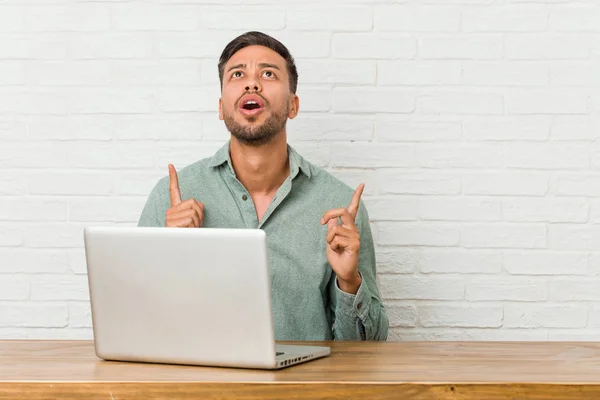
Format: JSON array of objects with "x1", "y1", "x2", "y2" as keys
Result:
[{"x1": 229, "y1": 133, "x2": 290, "y2": 196}]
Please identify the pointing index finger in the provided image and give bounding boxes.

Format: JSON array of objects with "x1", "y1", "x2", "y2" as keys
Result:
[
  {"x1": 347, "y1": 183, "x2": 365, "y2": 220},
  {"x1": 168, "y1": 164, "x2": 182, "y2": 206}
]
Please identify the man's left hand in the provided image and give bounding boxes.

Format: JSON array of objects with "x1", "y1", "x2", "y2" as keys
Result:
[{"x1": 321, "y1": 184, "x2": 365, "y2": 295}]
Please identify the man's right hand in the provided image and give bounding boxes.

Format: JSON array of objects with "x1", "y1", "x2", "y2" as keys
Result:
[{"x1": 165, "y1": 164, "x2": 204, "y2": 228}]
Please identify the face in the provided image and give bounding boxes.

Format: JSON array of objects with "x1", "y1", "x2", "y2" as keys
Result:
[{"x1": 219, "y1": 45, "x2": 299, "y2": 147}]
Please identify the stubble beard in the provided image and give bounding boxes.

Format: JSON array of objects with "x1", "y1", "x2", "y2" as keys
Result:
[{"x1": 223, "y1": 104, "x2": 288, "y2": 147}]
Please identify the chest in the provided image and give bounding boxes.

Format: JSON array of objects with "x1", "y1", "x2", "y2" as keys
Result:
[
  {"x1": 264, "y1": 218, "x2": 332, "y2": 294},
  {"x1": 251, "y1": 194, "x2": 275, "y2": 223}
]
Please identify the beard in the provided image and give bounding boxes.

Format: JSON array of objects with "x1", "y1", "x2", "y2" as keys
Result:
[{"x1": 223, "y1": 104, "x2": 288, "y2": 147}]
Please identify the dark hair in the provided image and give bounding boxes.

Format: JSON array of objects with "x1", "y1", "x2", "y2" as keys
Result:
[{"x1": 218, "y1": 31, "x2": 298, "y2": 94}]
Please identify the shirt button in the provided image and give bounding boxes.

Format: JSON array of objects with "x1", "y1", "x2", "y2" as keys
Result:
[
  {"x1": 357, "y1": 303, "x2": 362, "y2": 310},
  {"x1": 242, "y1": 194, "x2": 248, "y2": 201}
]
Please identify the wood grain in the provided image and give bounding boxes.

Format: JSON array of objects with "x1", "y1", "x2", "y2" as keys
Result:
[
  {"x1": 1, "y1": 340, "x2": 600, "y2": 399},
  {"x1": 3, "y1": 383, "x2": 600, "y2": 400}
]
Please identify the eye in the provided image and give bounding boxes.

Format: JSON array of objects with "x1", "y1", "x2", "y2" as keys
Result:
[
  {"x1": 232, "y1": 71, "x2": 243, "y2": 78},
  {"x1": 262, "y1": 70, "x2": 276, "y2": 78}
]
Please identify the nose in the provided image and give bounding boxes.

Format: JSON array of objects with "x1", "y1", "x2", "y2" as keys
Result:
[{"x1": 245, "y1": 72, "x2": 262, "y2": 92}]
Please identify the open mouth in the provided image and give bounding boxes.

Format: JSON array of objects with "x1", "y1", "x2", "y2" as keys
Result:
[
  {"x1": 238, "y1": 95, "x2": 265, "y2": 116},
  {"x1": 242, "y1": 100, "x2": 261, "y2": 111}
]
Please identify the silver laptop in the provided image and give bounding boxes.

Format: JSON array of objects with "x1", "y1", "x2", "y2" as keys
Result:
[{"x1": 83, "y1": 226, "x2": 331, "y2": 370}]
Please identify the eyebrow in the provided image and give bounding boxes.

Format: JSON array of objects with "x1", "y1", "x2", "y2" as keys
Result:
[
  {"x1": 258, "y1": 63, "x2": 280, "y2": 70},
  {"x1": 227, "y1": 63, "x2": 281, "y2": 72},
  {"x1": 227, "y1": 64, "x2": 245, "y2": 72}
]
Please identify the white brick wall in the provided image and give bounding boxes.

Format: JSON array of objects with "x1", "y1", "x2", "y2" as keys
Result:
[{"x1": 1, "y1": 1, "x2": 600, "y2": 341}]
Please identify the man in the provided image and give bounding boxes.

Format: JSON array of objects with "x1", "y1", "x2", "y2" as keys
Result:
[{"x1": 138, "y1": 31, "x2": 389, "y2": 341}]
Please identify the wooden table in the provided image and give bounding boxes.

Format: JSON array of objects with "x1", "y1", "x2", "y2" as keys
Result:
[{"x1": 1, "y1": 340, "x2": 600, "y2": 399}]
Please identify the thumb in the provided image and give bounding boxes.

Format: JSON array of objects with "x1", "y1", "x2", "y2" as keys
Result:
[{"x1": 327, "y1": 217, "x2": 338, "y2": 231}]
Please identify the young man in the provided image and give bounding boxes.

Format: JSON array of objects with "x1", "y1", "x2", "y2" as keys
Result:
[{"x1": 138, "y1": 31, "x2": 389, "y2": 341}]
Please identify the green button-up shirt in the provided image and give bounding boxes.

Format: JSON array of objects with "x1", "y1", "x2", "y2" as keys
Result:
[{"x1": 138, "y1": 141, "x2": 389, "y2": 341}]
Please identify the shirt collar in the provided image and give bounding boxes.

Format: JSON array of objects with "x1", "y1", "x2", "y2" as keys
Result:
[
  {"x1": 209, "y1": 140, "x2": 312, "y2": 179},
  {"x1": 208, "y1": 141, "x2": 231, "y2": 169}
]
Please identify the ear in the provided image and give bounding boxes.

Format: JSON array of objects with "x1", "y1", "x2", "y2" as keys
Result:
[
  {"x1": 218, "y1": 97, "x2": 224, "y2": 121},
  {"x1": 288, "y1": 94, "x2": 299, "y2": 120}
]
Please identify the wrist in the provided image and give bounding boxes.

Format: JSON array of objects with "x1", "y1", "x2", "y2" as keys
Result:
[{"x1": 338, "y1": 274, "x2": 362, "y2": 294}]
